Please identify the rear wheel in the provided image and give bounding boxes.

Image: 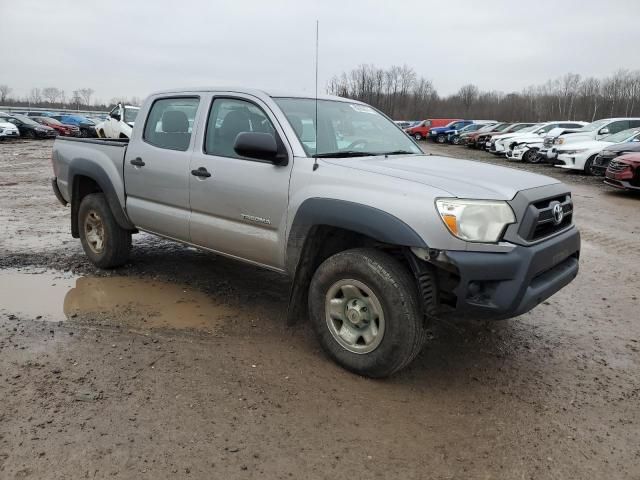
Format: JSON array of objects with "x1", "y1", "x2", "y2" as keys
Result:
[
  {"x1": 414, "y1": 133, "x2": 423, "y2": 141},
  {"x1": 308, "y1": 248, "x2": 427, "y2": 378},
  {"x1": 78, "y1": 193, "x2": 131, "y2": 268}
]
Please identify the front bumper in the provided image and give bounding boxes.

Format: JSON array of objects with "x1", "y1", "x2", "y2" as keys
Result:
[
  {"x1": 443, "y1": 227, "x2": 580, "y2": 320},
  {"x1": 539, "y1": 147, "x2": 557, "y2": 163},
  {"x1": 506, "y1": 148, "x2": 527, "y2": 161},
  {"x1": 604, "y1": 168, "x2": 640, "y2": 191}
]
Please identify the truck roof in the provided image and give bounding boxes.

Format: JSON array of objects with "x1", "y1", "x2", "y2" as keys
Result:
[{"x1": 148, "y1": 87, "x2": 361, "y2": 104}]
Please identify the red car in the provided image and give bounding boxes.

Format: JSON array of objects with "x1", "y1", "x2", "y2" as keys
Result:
[
  {"x1": 33, "y1": 116, "x2": 81, "y2": 137},
  {"x1": 405, "y1": 118, "x2": 461, "y2": 141},
  {"x1": 604, "y1": 152, "x2": 640, "y2": 192}
]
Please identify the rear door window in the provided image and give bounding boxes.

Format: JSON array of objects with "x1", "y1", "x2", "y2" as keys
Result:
[{"x1": 143, "y1": 97, "x2": 199, "y2": 151}]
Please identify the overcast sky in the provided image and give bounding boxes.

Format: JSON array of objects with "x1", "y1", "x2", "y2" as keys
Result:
[{"x1": 1, "y1": 0, "x2": 639, "y2": 103}]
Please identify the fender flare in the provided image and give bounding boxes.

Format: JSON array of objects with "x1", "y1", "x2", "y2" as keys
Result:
[
  {"x1": 284, "y1": 198, "x2": 427, "y2": 324},
  {"x1": 68, "y1": 160, "x2": 134, "y2": 237}
]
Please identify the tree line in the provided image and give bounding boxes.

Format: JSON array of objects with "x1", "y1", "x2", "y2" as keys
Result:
[
  {"x1": 0, "y1": 85, "x2": 141, "y2": 111},
  {"x1": 327, "y1": 65, "x2": 640, "y2": 122}
]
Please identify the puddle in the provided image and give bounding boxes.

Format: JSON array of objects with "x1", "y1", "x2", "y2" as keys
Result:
[{"x1": 0, "y1": 269, "x2": 233, "y2": 332}]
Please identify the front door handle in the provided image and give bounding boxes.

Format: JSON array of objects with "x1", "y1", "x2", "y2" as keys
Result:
[
  {"x1": 191, "y1": 167, "x2": 211, "y2": 178},
  {"x1": 130, "y1": 157, "x2": 145, "y2": 167}
]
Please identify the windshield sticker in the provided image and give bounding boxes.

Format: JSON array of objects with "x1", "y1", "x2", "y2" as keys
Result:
[{"x1": 350, "y1": 104, "x2": 376, "y2": 114}]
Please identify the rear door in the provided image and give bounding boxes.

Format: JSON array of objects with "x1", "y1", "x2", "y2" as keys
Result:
[
  {"x1": 188, "y1": 93, "x2": 293, "y2": 270},
  {"x1": 124, "y1": 95, "x2": 200, "y2": 240}
]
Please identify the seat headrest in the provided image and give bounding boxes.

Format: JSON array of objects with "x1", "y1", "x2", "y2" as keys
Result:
[
  {"x1": 219, "y1": 110, "x2": 250, "y2": 139},
  {"x1": 162, "y1": 110, "x2": 188, "y2": 133}
]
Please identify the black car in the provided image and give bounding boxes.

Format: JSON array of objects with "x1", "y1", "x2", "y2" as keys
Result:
[
  {"x1": 0, "y1": 113, "x2": 57, "y2": 139},
  {"x1": 591, "y1": 141, "x2": 640, "y2": 175}
]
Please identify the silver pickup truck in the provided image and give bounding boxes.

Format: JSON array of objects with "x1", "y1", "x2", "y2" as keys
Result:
[{"x1": 51, "y1": 88, "x2": 580, "y2": 377}]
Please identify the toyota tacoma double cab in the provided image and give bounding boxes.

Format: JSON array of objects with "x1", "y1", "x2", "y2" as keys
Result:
[{"x1": 51, "y1": 88, "x2": 580, "y2": 378}]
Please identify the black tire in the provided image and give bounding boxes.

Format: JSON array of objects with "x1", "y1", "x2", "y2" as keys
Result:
[
  {"x1": 583, "y1": 155, "x2": 596, "y2": 175},
  {"x1": 414, "y1": 133, "x2": 423, "y2": 141},
  {"x1": 437, "y1": 134, "x2": 446, "y2": 144},
  {"x1": 523, "y1": 148, "x2": 539, "y2": 163},
  {"x1": 25, "y1": 129, "x2": 36, "y2": 139},
  {"x1": 308, "y1": 248, "x2": 427, "y2": 378},
  {"x1": 452, "y1": 135, "x2": 461, "y2": 145},
  {"x1": 78, "y1": 193, "x2": 131, "y2": 269}
]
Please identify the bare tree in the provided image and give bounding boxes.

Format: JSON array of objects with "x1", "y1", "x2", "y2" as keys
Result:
[
  {"x1": 29, "y1": 88, "x2": 42, "y2": 104},
  {"x1": 458, "y1": 84, "x2": 479, "y2": 114},
  {"x1": 79, "y1": 88, "x2": 94, "y2": 106},
  {"x1": 42, "y1": 87, "x2": 62, "y2": 104},
  {"x1": 0, "y1": 85, "x2": 11, "y2": 103}
]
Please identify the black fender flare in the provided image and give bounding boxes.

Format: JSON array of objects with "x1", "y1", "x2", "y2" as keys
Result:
[
  {"x1": 68, "y1": 160, "x2": 134, "y2": 237},
  {"x1": 284, "y1": 198, "x2": 427, "y2": 324}
]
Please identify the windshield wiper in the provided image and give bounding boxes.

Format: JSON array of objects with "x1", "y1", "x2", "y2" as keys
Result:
[
  {"x1": 380, "y1": 150, "x2": 416, "y2": 156},
  {"x1": 313, "y1": 151, "x2": 378, "y2": 158}
]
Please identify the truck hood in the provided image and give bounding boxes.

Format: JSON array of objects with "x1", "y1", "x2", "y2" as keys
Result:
[
  {"x1": 557, "y1": 140, "x2": 612, "y2": 152},
  {"x1": 322, "y1": 154, "x2": 558, "y2": 200},
  {"x1": 557, "y1": 131, "x2": 594, "y2": 144}
]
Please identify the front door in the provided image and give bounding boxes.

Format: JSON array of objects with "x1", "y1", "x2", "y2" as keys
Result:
[
  {"x1": 124, "y1": 96, "x2": 201, "y2": 241},
  {"x1": 188, "y1": 95, "x2": 293, "y2": 270}
]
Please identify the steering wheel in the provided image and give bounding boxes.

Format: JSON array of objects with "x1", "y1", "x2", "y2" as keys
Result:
[{"x1": 345, "y1": 139, "x2": 370, "y2": 150}]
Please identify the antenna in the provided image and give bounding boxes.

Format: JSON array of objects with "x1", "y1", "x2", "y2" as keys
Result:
[{"x1": 313, "y1": 20, "x2": 320, "y2": 171}]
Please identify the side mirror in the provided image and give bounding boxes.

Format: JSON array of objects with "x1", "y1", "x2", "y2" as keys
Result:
[
  {"x1": 111, "y1": 113, "x2": 121, "y2": 121},
  {"x1": 599, "y1": 127, "x2": 610, "y2": 135},
  {"x1": 234, "y1": 132, "x2": 283, "y2": 163}
]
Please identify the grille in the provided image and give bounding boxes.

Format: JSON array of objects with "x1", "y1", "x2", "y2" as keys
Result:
[
  {"x1": 608, "y1": 160, "x2": 628, "y2": 173},
  {"x1": 521, "y1": 194, "x2": 573, "y2": 242}
]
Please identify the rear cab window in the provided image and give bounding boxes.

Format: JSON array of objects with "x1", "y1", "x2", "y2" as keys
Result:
[{"x1": 143, "y1": 97, "x2": 200, "y2": 151}]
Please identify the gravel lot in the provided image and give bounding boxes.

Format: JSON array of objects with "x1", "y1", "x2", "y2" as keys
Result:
[{"x1": 1, "y1": 139, "x2": 639, "y2": 479}]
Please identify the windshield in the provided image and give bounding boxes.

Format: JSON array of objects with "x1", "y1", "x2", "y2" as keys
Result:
[
  {"x1": 603, "y1": 129, "x2": 640, "y2": 143},
  {"x1": 124, "y1": 107, "x2": 139, "y2": 123},
  {"x1": 579, "y1": 119, "x2": 610, "y2": 132},
  {"x1": 11, "y1": 114, "x2": 40, "y2": 126},
  {"x1": 274, "y1": 98, "x2": 422, "y2": 157},
  {"x1": 514, "y1": 124, "x2": 540, "y2": 134},
  {"x1": 508, "y1": 124, "x2": 533, "y2": 133}
]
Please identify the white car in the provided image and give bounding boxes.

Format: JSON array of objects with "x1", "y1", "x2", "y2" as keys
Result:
[
  {"x1": 0, "y1": 120, "x2": 20, "y2": 139},
  {"x1": 506, "y1": 122, "x2": 587, "y2": 162},
  {"x1": 555, "y1": 128, "x2": 640, "y2": 173},
  {"x1": 96, "y1": 104, "x2": 140, "y2": 139}
]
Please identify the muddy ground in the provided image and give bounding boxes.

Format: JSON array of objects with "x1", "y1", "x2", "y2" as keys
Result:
[{"x1": 0, "y1": 139, "x2": 639, "y2": 479}]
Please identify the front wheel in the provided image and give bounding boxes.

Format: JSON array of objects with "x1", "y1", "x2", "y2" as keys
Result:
[
  {"x1": 437, "y1": 134, "x2": 446, "y2": 144},
  {"x1": 78, "y1": 193, "x2": 131, "y2": 268},
  {"x1": 308, "y1": 248, "x2": 427, "y2": 378},
  {"x1": 523, "y1": 148, "x2": 540, "y2": 163},
  {"x1": 583, "y1": 155, "x2": 596, "y2": 175},
  {"x1": 452, "y1": 135, "x2": 461, "y2": 145},
  {"x1": 414, "y1": 133, "x2": 423, "y2": 141}
]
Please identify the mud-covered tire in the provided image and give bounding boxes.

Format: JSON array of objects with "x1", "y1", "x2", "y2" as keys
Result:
[
  {"x1": 308, "y1": 248, "x2": 426, "y2": 378},
  {"x1": 78, "y1": 193, "x2": 131, "y2": 269}
]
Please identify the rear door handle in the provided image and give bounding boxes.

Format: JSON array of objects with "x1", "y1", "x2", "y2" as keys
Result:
[
  {"x1": 191, "y1": 167, "x2": 211, "y2": 178},
  {"x1": 130, "y1": 157, "x2": 145, "y2": 167}
]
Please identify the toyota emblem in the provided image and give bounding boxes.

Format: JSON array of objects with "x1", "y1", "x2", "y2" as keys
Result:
[{"x1": 552, "y1": 203, "x2": 564, "y2": 225}]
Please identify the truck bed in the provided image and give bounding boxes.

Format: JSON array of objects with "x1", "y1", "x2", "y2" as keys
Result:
[{"x1": 52, "y1": 135, "x2": 129, "y2": 207}]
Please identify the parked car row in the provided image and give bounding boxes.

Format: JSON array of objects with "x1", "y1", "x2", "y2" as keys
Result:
[
  {"x1": 440, "y1": 116, "x2": 640, "y2": 193},
  {"x1": 0, "y1": 110, "x2": 102, "y2": 139}
]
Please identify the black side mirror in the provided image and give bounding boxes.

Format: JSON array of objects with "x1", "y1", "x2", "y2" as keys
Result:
[
  {"x1": 111, "y1": 114, "x2": 121, "y2": 121},
  {"x1": 234, "y1": 132, "x2": 284, "y2": 163}
]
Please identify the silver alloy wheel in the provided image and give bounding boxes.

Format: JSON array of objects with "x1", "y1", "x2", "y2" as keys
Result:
[
  {"x1": 84, "y1": 210, "x2": 105, "y2": 254},
  {"x1": 325, "y1": 279, "x2": 385, "y2": 354}
]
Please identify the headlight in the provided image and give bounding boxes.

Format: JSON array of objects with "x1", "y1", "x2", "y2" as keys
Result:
[
  {"x1": 555, "y1": 138, "x2": 565, "y2": 145},
  {"x1": 435, "y1": 198, "x2": 515, "y2": 243}
]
